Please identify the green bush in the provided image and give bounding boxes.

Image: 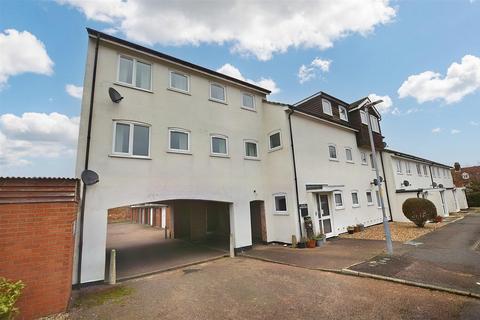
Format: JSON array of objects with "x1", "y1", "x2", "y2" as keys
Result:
[
  {"x1": 466, "y1": 191, "x2": 480, "y2": 207},
  {"x1": 0, "y1": 278, "x2": 24, "y2": 320},
  {"x1": 402, "y1": 198, "x2": 437, "y2": 227}
]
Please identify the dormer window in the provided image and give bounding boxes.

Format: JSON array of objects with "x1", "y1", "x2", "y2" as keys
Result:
[
  {"x1": 370, "y1": 115, "x2": 380, "y2": 133},
  {"x1": 339, "y1": 105, "x2": 348, "y2": 121},
  {"x1": 322, "y1": 99, "x2": 332, "y2": 116}
]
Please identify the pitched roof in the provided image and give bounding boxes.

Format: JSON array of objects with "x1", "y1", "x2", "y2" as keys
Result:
[
  {"x1": 383, "y1": 149, "x2": 451, "y2": 168},
  {"x1": 86, "y1": 28, "x2": 271, "y2": 94}
]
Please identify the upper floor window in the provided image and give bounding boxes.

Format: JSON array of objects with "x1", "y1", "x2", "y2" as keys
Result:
[
  {"x1": 113, "y1": 121, "x2": 150, "y2": 157},
  {"x1": 274, "y1": 193, "x2": 287, "y2": 213},
  {"x1": 169, "y1": 71, "x2": 189, "y2": 92},
  {"x1": 366, "y1": 191, "x2": 374, "y2": 205},
  {"x1": 423, "y1": 165, "x2": 428, "y2": 176},
  {"x1": 322, "y1": 99, "x2": 333, "y2": 116},
  {"x1": 443, "y1": 168, "x2": 447, "y2": 178},
  {"x1": 437, "y1": 167, "x2": 441, "y2": 177},
  {"x1": 242, "y1": 93, "x2": 255, "y2": 110},
  {"x1": 211, "y1": 134, "x2": 228, "y2": 156},
  {"x1": 369, "y1": 154, "x2": 375, "y2": 169},
  {"x1": 432, "y1": 167, "x2": 436, "y2": 178},
  {"x1": 345, "y1": 148, "x2": 353, "y2": 163},
  {"x1": 333, "y1": 192, "x2": 344, "y2": 209},
  {"x1": 118, "y1": 55, "x2": 152, "y2": 91},
  {"x1": 416, "y1": 163, "x2": 422, "y2": 176},
  {"x1": 351, "y1": 191, "x2": 360, "y2": 207},
  {"x1": 268, "y1": 131, "x2": 282, "y2": 151},
  {"x1": 328, "y1": 144, "x2": 338, "y2": 160},
  {"x1": 396, "y1": 159, "x2": 402, "y2": 173},
  {"x1": 339, "y1": 106, "x2": 348, "y2": 121},
  {"x1": 462, "y1": 172, "x2": 470, "y2": 179},
  {"x1": 370, "y1": 115, "x2": 380, "y2": 133},
  {"x1": 169, "y1": 128, "x2": 190, "y2": 153},
  {"x1": 244, "y1": 140, "x2": 259, "y2": 159},
  {"x1": 360, "y1": 110, "x2": 368, "y2": 125},
  {"x1": 210, "y1": 83, "x2": 226, "y2": 103},
  {"x1": 361, "y1": 152, "x2": 368, "y2": 165},
  {"x1": 405, "y1": 162, "x2": 412, "y2": 175}
]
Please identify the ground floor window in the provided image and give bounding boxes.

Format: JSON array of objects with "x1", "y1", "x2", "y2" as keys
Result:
[
  {"x1": 273, "y1": 194, "x2": 287, "y2": 213},
  {"x1": 333, "y1": 192, "x2": 344, "y2": 209}
]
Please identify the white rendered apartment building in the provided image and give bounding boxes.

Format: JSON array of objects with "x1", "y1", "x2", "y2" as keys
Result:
[
  {"x1": 75, "y1": 28, "x2": 390, "y2": 284},
  {"x1": 381, "y1": 149, "x2": 468, "y2": 222}
]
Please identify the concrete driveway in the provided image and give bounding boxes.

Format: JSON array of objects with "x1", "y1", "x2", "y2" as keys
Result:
[
  {"x1": 70, "y1": 257, "x2": 480, "y2": 320},
  {"x1": 106, "y1": 223, "x2": 228, "y2": 280},
  {"x1": 349, "y1": 211, "x2": 480, "y2": 294}
]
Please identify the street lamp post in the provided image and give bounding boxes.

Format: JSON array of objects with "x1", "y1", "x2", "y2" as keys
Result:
[{"x1": 365, "y1": 100, "x2": 393, "y2": 255}]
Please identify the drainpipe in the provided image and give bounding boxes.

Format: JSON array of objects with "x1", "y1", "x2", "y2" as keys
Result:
[
  {"x1": 379, "y1": 151, "x2": 393, "y2": 221},
  {"x1": 428, "y1": 165, "x2": 434, "y2": 187},
  {"x1": 77, "y1": 33, "x2": 100, "y2": 285},
  {"x1": 287, "y1": 107, "x2": 303, "y2": 238}
]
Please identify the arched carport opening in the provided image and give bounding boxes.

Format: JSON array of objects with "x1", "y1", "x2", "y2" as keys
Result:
[{"x1": 106, "y1": 199, "x2": 231, "y2": 281}]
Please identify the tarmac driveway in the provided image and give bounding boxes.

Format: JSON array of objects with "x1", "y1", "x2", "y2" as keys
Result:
[{"x1": 349, "y1": 211, "x2": 480, "y2": 294}]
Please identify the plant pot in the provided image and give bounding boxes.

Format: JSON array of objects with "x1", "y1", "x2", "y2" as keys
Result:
[
  {"x1": 354, "y1": 225, "x2": 360, "y2": 233},
  {"x1": 316, "y1": 240, "x2": 323, "y2": 247},
  {"x1": 347, "y1": 228, "x2": 355, "y2": 234},
  {"x1": 434, "y1": 216, "x2": 443, "y2": 223},
  {"x1": 297, "y1": 242, "x2": 306, "y2": 249},
  {"x1": 357, "y1": 224, "x2": 365, "y2": 231},
  {"x1": 307, "y1": 239, "x2": 316, "y2": 248}
]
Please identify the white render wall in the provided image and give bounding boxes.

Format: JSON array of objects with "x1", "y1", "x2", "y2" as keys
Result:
[
  {"x1": 291, "y1": 113, "x2": 386, "y2": 236},
  {"x1": 75, "y1": 39, "x2": 297, "y2": 283}
]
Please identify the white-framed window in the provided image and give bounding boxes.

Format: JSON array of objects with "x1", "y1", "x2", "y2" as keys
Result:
[
  {"x1": 244, "y1": 140, "x2": 259, "y2": 159},
  {"x1": 361, "y1": 152, "x2": 368, "y2": 165},
  {"x1": 462, "y1": 172, "x2": 470, "y2": 179},
  {"x1": 432, "y1": 167, "x2": 436, "y2": 178},
  {"x1": 112, "y1": 121, "x2": 150, "y2": 158},
  {"x1": 366, "y1": 191, "x2": 374, "y2": 205},
  {"x1": 360, "y1": 110, "x2": 368, "y2": 125},
  {"x1": 241, "y1": 93, "x2": 255, "y2": 110},
  {"x1": 210, "y1": 83, "x2": 226, "y2": 103},
  {"x1": 345, "y1": 148, "x2": 353, "y2": 163},
  {"x1": 396, "y1": 159, "x2": 402, "y2": 174},
  {"x1": 351, "y1": 191, "x2": 360, "y2": 207},
  {"x1": 437, "y1": 167, "x2": 441, "y2": 177},
  {"x1": 339, "y1": 105, "x2": 348, "y2": 121},
  {"x1": 406, "y1": 162, "x2": 412, "y2": 175},
  {"x1": 168, "y1": 128, "x2": 190, "y2": 153},
  {"x1": 370, "y1": 154, "x2": 375, "y2": 169},
  {"x1": 322, "y1": 98, "x2": 333, "y2": 115},
  {"x1": 169, "y1": 70, "x2": 189, "y2": 92},
  {"x1": 423, "y1": 165, "x2": 428, "y2": 176},
  {"x1": 273, "y1": 193, "x2": 287, "y2": 214},
  {"x1": 370, "y1": 115, "x2": 380, "y2": 133},
  {"x1": 328, "y1": 144, "x2": 338, "y2": 160},
  {"x1": 416, "y1": 163, "x2": 422, "y2": 176},
  {"x1": 333, "y1": 192, "x2": 344, "y2": 209},
  {"x1": 443, "y1": 169, "x2": 447, "y2": 178},
  {"x1": 268, "y1": 130, "x2": 282, "y2": 151},
  {"x1": 210, "y1": 134, "x2": 228, "y2": 157},
  {"x1": 117, "y1": 55, "x2": 152, "y2": 91},
  {"x1": 375, "y1": 191, "x2": 382, "y2": 208}
]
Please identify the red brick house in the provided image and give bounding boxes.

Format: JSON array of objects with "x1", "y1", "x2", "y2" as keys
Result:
[{"x1": 451, "y1": 163, "x2": 480, "y2": 189}]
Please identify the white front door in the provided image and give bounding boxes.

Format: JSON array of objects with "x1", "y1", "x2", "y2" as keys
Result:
[{"x1": 316, "y1": 194, "x2": 334, "y2": 237}]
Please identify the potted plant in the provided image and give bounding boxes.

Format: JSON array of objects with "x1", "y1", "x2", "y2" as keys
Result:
[
  {"x1": 315, "y1": 233, "x2": 326, "y2": 247},
  {"x1": 347, "y1": 226, "x2": 355, "y2": 234},
  {"x1": 434, "y1": 215, "x2": 443, "y2": 223},
  {"x1": 356, "y1": 223, "x2": 365, "y2": 232},
  {"x1": 307, "y1": 237, "x2": 316, "y2": 248},
  {"x1": 297, "y1": 236, "x2": 307, "y2": 248},
  {"x1": 354, "y1": 225, "x2": 360, "y2": 233}
]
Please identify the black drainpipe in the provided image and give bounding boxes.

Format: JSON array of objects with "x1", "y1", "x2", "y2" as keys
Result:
[
  {"x1": 77, "y1": 33, "x2": 100, "y2": 285},
  {"x1": 379, "y1": 151, "x2": 393, "y2": 221},
  {"x1": 287, "y1": 107, "x2": 303, "y2": 238},
  {"x1": 429, "y1": 165, "x2": 434, "y2": 186}
]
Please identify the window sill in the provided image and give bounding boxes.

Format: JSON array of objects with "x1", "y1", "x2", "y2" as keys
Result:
[
  {"x1": 167, "y1": 87, "x2": 191, "y2": 95},
  {"x1": 210, "y1": 154, "x2": 230, "y2": 158},
  {"x1": 167, "y1": 150, "x2": 192, "y2": 155},
  {"x1": 367, "y1": 203, "x2": 374, "y2": 206},
  {"x1": 209, "y1": 98, "x2": 228, "y2": 105},
  {"x1": 268, "y1": 146, "x2": 283, "y2": 153},
  {"x1": 361, "y1": 163, "x2": 368, "y2": 166},
  {"x1": 335, "y1": 207, "x2": 345, "y2": 210},
  {"x1": 273, "y1": 212, "x2": 289, "y2": 216},
  {"x1": 109, "y1": 154, "x2": 152, "y2": 160},
  {"x1": 329, "y1": 158, "x2": 339, "y2": 162},
  {"x1": 244, "y1": 156, "x2": 260, "y2": 161},
  {"x1": 346, "y1": 160, "x2": 355, "y2": 164},
  {"x1": 241, "y1": 106, "x2": 257, "y2": 112},
  {"x1": 352, "y1": 205, "x2": 360, "y2": 208},
  {"x1": 114, "y1": 81, "x2": 153, "y2": 93}
]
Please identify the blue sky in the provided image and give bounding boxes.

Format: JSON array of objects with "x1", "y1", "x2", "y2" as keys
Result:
[{"x1": 0, "y1": 0, "x2": 479, "y2": 177}]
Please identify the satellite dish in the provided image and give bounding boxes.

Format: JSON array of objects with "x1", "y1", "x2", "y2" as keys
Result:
[
  {"x1": 403, "y1": 180, "x2": 410, "y2": 187},
  {"x1": 438, "y1": 184, "x2": 444, "y2": 188},
  {"x1": 81, "y1": 169, "x2": 99, "y2": 185},
  {"x1": 432, "y1": 182, "x2": 437, "y2": 188},
  {"x1": 108, "y1": 87, "x2": 123, "y2": 103}
]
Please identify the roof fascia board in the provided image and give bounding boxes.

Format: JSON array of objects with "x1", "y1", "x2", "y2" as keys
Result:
[{"x1": 292, "y1": 110, "x2": 358, "y2": 132}]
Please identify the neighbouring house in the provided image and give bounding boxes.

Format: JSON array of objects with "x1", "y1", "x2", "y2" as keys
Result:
[
  {"x1": 381, "y1": 150, "x2": 468, "y2": 222},
  {"x1": 451, "y1": 163, "x2": 480, "y2": 189}
]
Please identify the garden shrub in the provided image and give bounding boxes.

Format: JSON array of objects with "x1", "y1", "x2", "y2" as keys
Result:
[
  {"x1": 402, "y1": 198, "x2": 437, "y2": 227},
  {"x1": 466, "y1": 191, "x2": 480, "y2": 207},
  {"x1": 0, "y1": 278, "x2": 24, "y2": 320}
]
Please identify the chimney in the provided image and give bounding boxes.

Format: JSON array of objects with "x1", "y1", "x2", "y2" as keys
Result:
[{"x1": 454, "y1": 162, "x2": 461, "y2": 172}]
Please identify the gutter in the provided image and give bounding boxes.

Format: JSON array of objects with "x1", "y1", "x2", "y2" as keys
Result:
[
  {"x1": 379, "y1": 151, "x2": 393, "y2": 221},
  {"x1": 287, "y1": 107, "x2": 303, "y2": 238},
  {"x1": 77, "y1": 33, "x2": 100, "y2": 285}
]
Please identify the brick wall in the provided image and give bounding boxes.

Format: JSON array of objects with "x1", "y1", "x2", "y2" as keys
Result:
[
  {"x1": 107, "y1": 206, "x2": 132, "y2": 223},
  {"x1": 0, "y1": 178, "x2": 79, "y2": 320}
]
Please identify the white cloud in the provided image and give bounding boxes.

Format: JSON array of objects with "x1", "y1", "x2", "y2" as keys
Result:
[
  {"x1": 298, "y1": 57, "x2": 332, "y2": 84},
  {"x1": 470, "y1": 121, "x2": 479, "y2": 126},
  {"x1": 368, "y1": 93, "x2": 393, "y2": 114},
  {"x1": 65, "y1": 84, "x2": 83, "y2": 99},
  {"x1": 216, "y1": 63, "x2": 280, "y2": 94},
  {"x1": 57, "y1": 0, "x2": 395, "y2": 61},
  {"x1": 0, "y1": 112, "x2": 79, "y2": 167},
  {"x1": 398, "y1": 55, "x2": 480, "y2": 104},
  {"x1": 0, "y1": 29, "x2": 54, "y2": 88},
  {"x1": 451, "y1": 129, "x2": 461, "y2": 134},
  {"x1": 432, "y1": 127, "x2": 441, "y2": 133}
]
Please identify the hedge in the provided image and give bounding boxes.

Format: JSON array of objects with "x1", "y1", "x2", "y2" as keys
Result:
[{"x1": 466, "y1": 191, "x2": 480, "y2": 207}]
